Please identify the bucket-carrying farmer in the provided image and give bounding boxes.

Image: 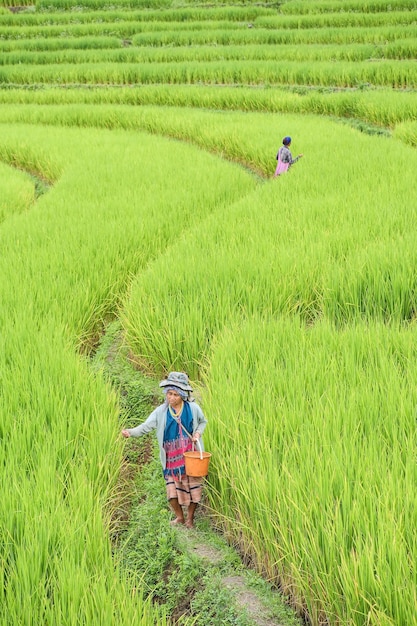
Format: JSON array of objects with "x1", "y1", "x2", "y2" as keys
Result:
[
  {"x1": 121, "y1": 371, "x2": 208, "y2": 529},
  {"x1": 274, "y1": 136, "x2": 303, "y2": 177}
]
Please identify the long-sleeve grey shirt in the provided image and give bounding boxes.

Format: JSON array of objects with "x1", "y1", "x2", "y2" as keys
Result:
[{"x1": 126, "y1": 401, "x2": 208, "y2": 470}]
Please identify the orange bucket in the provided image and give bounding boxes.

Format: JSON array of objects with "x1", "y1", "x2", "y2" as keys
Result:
[{"x1": 184, "y1": 445, "x2": 211, "y2": 477}]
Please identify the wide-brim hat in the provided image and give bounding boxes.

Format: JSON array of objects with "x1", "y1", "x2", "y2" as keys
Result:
[{"x1": 159, "y1": 371, "x2": 193, "y2": 392}]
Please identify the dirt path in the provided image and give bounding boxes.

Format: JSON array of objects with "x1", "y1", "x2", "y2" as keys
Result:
[
  {"x1": 176, "y1": 521, "x2": 301, "y2": 626},
  {"x1": 92, "y1": 323, "x2": 303, "y2": 626}
]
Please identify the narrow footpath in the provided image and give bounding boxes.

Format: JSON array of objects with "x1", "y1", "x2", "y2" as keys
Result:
[{"x1": 91, "y1": 320, "x2": 304, "y2": 626}]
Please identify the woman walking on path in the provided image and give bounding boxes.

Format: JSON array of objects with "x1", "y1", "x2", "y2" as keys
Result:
[
  {"x1": 274, "y1": 136, "x2": 303, "y2": 176},
  {"x1": 121, "y1": 371, "x2": 208, "y2": 529}
]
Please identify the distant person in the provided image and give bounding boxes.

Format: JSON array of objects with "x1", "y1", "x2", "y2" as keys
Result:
[
  {"x1": 121, "y1": 371, "x2": 208, "y2": 529},
  {"x1": 274, "y1": 136, "x2": 303, "y2": 176}
]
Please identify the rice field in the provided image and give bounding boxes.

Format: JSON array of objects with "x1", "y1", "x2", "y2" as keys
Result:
[{"x1": 0, "y1": 0, "x2": 416, "y2": 624}]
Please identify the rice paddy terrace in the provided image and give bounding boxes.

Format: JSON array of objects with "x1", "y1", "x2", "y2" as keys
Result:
[{"x1": 1, "y1": 0, "x2": 416, "y2": 624}]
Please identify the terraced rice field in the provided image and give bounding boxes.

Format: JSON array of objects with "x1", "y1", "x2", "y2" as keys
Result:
[{"x1": 0, "y1": 0, "x2": 416, "y2": 624}]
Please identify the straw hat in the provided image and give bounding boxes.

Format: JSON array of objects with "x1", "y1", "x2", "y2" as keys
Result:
[{"x1": 159, "y1": 371, "x2": 193, "y2": 392}]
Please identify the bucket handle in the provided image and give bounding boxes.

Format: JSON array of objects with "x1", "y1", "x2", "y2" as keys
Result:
[{"x1": 192, "y1": 438, "x2": 203, "y2": 461}]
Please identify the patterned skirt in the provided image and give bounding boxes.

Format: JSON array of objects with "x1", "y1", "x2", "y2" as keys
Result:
[{"x1": 164, "y1": 474, "x2": 203, "y2": 506}]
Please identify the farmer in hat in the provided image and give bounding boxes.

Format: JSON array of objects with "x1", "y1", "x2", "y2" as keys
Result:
[
  {"x1": 274, "y1": 136, "x2": 303, "y2": 177},
  {"x1": 121, "y1": 372, "x2": 208, "y2": 529}
]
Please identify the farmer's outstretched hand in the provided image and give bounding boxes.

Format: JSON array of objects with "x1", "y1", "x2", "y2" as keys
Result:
[{"x1": 121, "y1": 430, "x2": 131, "y2": 438}]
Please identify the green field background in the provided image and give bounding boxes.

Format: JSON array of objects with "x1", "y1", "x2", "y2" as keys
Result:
[{"x1": 0, "y1": 0, "x2": 416, "y2": 624}]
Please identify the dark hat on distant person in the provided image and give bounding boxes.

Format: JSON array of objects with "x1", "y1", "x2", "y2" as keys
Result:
[
  {"x1": 283, "y1": 136, "x2": 292, "y2": 145},
  {"x1": 159, "y1": 371, "x2": 193, "y2": 392}
]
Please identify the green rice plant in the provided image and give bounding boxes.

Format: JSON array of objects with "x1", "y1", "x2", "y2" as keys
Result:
[
  {"x1": 0, "y1": 35, "x2": 122, "y2": 53},
  {"x1": 120, "y1": 113, "x2": 417, "y2": 374},
  {"x1": 257, "y1": 9, "x2": 417, "y2": 30},
  {"x1": 202, "y1": 316, "x2": 417, "y2": 625},
  {"x1": 280, "y1": 0, "x2": 417, "y2": 14},
  {"x1": 0, "y1": 120, "x2": 255, "y2": 624},
  {"x1": 0, "y1": 103, "x2": 276, "y2": 175},
  {"x1": 0, "y1": 319, "x2": 169, "y2": 625},
  {"x1": 1, "y1": 58, "x2": 416, "y2": 89},
  {"x1": 0, "y1": 85, "x2": 416, "y2": 129},
  {"x1": 322, "y1": 234, "x2": 417, "y2": 324},
  {"x1": 0, "y1": 0, "x2": 32, "y2": 5},
  {"x1": 1, "y1": 9, "x2": 413, "y2": 47},
  {"x1": 394, "y1": 120, "x2": 417, "y2": 146},
  {"x1": 130, "y1": 23, "x2": 417, "y2": 47},
  {"x1": 0, "y1": 5, "x2": 271, "y2": 27},
  {"x1": 0, "y1": 134, "x2": 63, "y2": 182},
  {"x1": 1, "y1": 19, "x2": 412, "y2": 49},
  {"x1": 0, "y1": 18, "x2": 248, "y2": 47},
  {"x1": 0, "y1": 161, "x2": 35, "y2": 222},
  {"x1": 304, "y1": 88, "x2": 417, "y2": 126},
  {"x1": 34, "y1": 2, "x2": 271, "y2": 20},
  {"x1": 0, "y1": 2, "x2": 416, "y2": 624},
  {"x1": 0, "y1": 20, "x2": 150, "y2": 40},
  {"x1": 0, "y1": 119, "x2": 256, "y2": 338},
  {"x1": 35, "y1": 0, "x2": 171, "y2": 9},
  {"x1": 4, "y1": 40, "x2": 417, "y2": 67},
  {"x1": 0, "y1": 8, "x2": 166, "y2": 26}
]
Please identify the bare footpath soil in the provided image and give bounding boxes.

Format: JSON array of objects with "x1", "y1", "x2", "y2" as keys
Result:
[
  {"x1": 112, "y1": 460, "x2": 305, "y2": 626},
  {"x1": 181, "y1": 522, "x2": 301, "y2": 626}
]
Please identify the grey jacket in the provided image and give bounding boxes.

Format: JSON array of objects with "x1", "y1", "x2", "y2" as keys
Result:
[{"x1": 126, "y1": 401, "x2": 208, "y2": 470}]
